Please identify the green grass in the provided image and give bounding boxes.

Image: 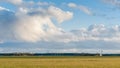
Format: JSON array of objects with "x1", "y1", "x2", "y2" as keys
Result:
[{"x1": 0, "y1": 56, "x2": 120, "y2": 68}]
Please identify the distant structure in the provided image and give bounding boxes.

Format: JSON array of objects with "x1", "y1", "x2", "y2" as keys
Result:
[{"x1": 100, "y1": 50, "x2": 103, "y2": 56}]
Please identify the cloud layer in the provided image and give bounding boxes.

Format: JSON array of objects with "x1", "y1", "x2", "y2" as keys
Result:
[{"x1": 1, "y1": 2, "x2": 120, "y2": 43}]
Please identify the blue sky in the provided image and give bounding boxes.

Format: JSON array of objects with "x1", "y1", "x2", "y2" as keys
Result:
[
  {"x1": 1, "y1": 0, "x2": 120, "y2": 30},
  {"x1": 0, "y1": 0, "x2": 120, "y2": 53}
]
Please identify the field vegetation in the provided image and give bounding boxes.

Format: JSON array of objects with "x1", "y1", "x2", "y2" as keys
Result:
[{"x1": 0, "y1": 56, "x2": 120, "y2": 68}]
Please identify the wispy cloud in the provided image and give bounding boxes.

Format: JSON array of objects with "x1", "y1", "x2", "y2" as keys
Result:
[
  {"x1": 100, "y1": 0, "x2": 120, "y2": 19},
  {"x1": 68, "y1": 3, "x2": 77, "y2": 8},
  {"x1": 0, "y1": 0, "x2": 22, "y2": 5},
  {"x1": 0, "y1": 40, "x2": 3, "y2": 44},
  {"x1": 68, "y1": 3, "x2": 92, "y2": 15},
  {"x1": 103, "y1": 0, "x2": 120, "y2": 7}
]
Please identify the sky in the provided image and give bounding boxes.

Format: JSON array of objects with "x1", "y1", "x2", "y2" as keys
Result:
[{"x1": 0, "y1": 0, "x2": 120, "y2": 53}]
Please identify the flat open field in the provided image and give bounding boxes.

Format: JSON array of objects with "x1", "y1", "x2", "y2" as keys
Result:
[{"x1": 0, "y1": 56, "x2": 120, "y2": 68}]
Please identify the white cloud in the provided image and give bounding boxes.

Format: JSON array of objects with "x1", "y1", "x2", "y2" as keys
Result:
[
  {"x1": 0, "y1": 6, "x2": 10, "y2": 11},
  {"x1": 70, "y1": 24, "x2": 120, "y2": 42},
  {"x1": 0, "y1": 47, "x2": 120, "y2": 53},
  {"x1": 18, "y1": 6, "x2": 73, "y2": 23},
  {"x1": 79, "y1": 5, "x2": 92, "y2": 15},
  {"x1": 68, "y1": 3, "x2": 92, "y2": 15},
  {"x1": 13, "y1": 15, "x2": 61, "y2": 42},
  {"x1": 48, "y1": 6, "x2": 73, "y2": 23},
  {"x1": 68, "y1": 3, "x2": 77, "y2": 8},
  {"x1": 0, "y1": 0, "x2": 22, "y2": 5},
  {"x1": 37, "y1": 2, "x2": 49, "y2": 6}
]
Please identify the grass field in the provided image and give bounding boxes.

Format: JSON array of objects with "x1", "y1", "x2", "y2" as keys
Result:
[{"x1": 0, "y1": 56, "x2": 120, "y2": 68}]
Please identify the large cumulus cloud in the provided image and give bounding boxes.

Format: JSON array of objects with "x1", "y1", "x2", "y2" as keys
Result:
[{"x1": 0, "y1": 2, "x2": 73, "y2": 43}]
